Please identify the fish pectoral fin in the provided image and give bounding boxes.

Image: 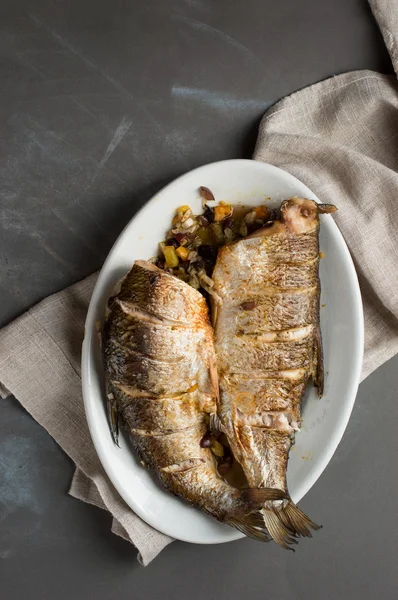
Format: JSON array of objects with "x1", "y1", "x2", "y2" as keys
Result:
[
  {"x1": 313, "y1": 328, "x2": 324, "y2": 396},
  {"x1": 106, "y1": 386, "x2": 120, "y2": 447}
]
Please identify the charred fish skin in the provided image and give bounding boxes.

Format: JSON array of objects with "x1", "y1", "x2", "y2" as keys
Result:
[
  {"x1": 213, "y1": 198, "x2": 337, "y2": 549},
  {"x1": 103, "y1": 260, "x2": 285, "y2": 540}
]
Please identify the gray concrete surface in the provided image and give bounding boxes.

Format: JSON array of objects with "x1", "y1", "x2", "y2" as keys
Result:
[{"x1": 0, "y1": 1, "x2": 396, "y2": 598}]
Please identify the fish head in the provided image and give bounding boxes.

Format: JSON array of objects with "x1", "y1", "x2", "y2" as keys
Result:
[
  {"x1": 280, "y1": 197, "x2": 320, "y2": 234},
  {"x1": 280, "y1": 197, "x2": 337, "y2": 235}
]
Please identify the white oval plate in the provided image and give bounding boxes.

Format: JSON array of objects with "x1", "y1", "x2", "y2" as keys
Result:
[{"x1": 82, "y1": 159, "x2": 363, "y2": 544}]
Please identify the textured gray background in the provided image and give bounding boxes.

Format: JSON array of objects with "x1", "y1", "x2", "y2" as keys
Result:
[{"x1": 1, "y1": 1, "x2": 397, "y2": 598}]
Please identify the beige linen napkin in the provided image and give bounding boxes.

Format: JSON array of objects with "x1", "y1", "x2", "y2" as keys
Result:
[{"x1": 1, "y1": 0, "x2": 397, "y2": 565}]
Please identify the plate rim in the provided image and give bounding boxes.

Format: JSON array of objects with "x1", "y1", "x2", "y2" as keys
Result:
[{"x1": 81, "y1": 158, "x2": 364, "y2": 544}]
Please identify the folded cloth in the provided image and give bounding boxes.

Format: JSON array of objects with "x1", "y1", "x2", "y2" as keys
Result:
[{"x1": 0, "y1": 0, "x2": 397, "y2": 565}]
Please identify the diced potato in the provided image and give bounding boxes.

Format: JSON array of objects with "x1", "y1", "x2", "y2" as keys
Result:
[
  {"x1": 181, "y1": 217, "x2": 194, "y2": 229},
  {"x1": 244, "y1": 210, "x2": 256, "y2": 225},
  {"x1": 176, "y1": 246, "x2": 190, "y2": 260},
  {"x1": 255, "y1": 205, "x2": 269, "y2": 220},
  {"x1": 214, "y1": 204, "x2": 233, "y2": 222},
  {"x1": 162, "y1": 245, "x2": 179, "y2": 268},
  {"x1": 211, "y1": 440, "x2": 224, "y2": 457},
  {"x1": 172, "y1": 205, "x2": 191, "y2": 226}
]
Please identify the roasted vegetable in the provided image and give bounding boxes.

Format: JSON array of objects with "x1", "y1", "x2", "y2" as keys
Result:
[
  {"x1": 176, "y1": 246, "x2": 190, "y2": 260},
  {"x1": 157, "y1": 195, "x2": 274, "y2": 293},
  {"x1": 161, "y1": 245, "x2": 179, "y2": 268},
  {"x1": 214, "y1": 203, "x2": 233, "y2": 222}
]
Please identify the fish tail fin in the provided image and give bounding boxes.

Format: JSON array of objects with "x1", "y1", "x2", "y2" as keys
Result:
[
  {"x1": 226, "y1": 487, "x2": 287, "y2": 543},
  {"x1": 284, "y1": 500, "x2": 321, "y2": 536},
  {"x1": 227, "y1": 517, "x2": 272, "y2": 542},
  {"x1": 262, "y1": 498, "x2": 321, "y2": 550}
]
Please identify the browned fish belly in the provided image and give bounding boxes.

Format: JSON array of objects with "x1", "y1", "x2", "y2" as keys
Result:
[
  {"x1": 103, "y1": 260, "x2": 285, "y2": 539},
  {"x1": 212, "y1": 198, "x2": 337, "y2": 548}
]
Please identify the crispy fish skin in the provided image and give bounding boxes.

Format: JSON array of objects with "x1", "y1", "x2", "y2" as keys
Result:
[
  {"x1": 103, "y1": 260, "x2": 285, "y2": 539},
  {"x1": 213, "y1": 198, "x2": 337, "y2": 548}
]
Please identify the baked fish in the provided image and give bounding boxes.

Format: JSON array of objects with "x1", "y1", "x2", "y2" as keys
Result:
[
  {"x1": 212, "y1": 197, "x2": 337, "y2": 548},
  {"x1": 103, "y1": 260, "x2": 285, "y2": 539}
]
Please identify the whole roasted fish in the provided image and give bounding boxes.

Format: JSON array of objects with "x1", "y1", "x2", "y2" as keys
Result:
[
  {"x1": 212, "y1": 197, "x2": 337, "y2": 548},
  {"x1": 103, "y1": 260, "x2": 285, "y2": 539}
]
